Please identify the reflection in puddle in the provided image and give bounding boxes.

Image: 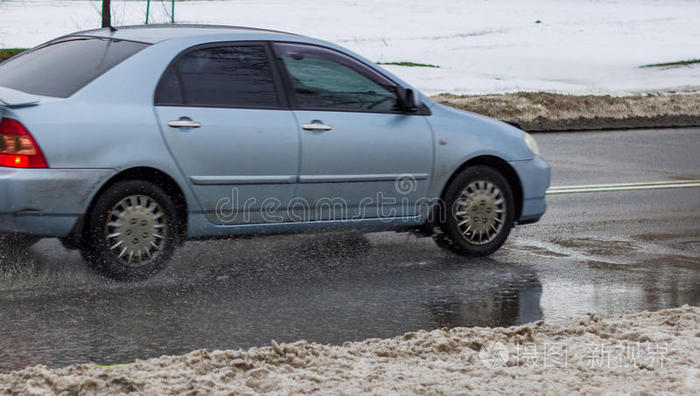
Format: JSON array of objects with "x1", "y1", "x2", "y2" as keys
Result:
[{"x1": 429, "y1": 277, "x2": 543, "y2": 328}]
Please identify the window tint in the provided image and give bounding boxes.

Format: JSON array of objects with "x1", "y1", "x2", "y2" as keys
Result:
[
  {"x1": 274, "y1": 43, "x2": 398, "y2": 113},
  {"x1": 155, "y1": 45, "x2": 279, "y2": 108},
  {"x1": 0, "y1": 36, "x2": 149, "y2": 98}
]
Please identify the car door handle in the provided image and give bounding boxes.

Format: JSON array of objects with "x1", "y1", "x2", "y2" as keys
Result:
[
  {"x1": 302, "y1": 123, "x2": 332, "y2": 131},
  {"x1": 168, "y1": 120, "x2": 201, "y2": 128}
]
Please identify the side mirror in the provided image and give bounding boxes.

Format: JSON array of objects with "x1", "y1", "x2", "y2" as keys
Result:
[{"x1": 397, "y1": 87, "x2": 421, "y2": 113}]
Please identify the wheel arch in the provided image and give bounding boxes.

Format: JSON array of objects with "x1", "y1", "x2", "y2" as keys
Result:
[
  {"x1": 438, "y1": 155, "x2": 524, "y2": 222},
  {"x1": 65, "y1": 167, "x2": 189, "y2": 249}
]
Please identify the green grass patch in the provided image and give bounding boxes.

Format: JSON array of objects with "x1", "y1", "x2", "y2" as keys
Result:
[
  {"x1": 641, "y1": 59, "x2": 700, "y2": 68},
  {"x1": 377, "y1": 61, "x2": 440, "y2": 68},
  {"x1": 0, "y1": 48, "x2": 26, "y2": 63}
]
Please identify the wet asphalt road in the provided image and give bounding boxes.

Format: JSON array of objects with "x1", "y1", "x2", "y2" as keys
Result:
[{"x1": 0, "y1": 128, "x2": 698, "y2": 372}]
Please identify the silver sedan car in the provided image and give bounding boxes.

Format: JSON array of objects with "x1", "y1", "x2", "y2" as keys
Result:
[{"x1": 0, "y1": 25, "x2": 549, "y2": 281}]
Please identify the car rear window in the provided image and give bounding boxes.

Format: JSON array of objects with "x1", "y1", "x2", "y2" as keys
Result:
[
  {"x1": 155, "y1": 45, "x2": 280, "y2": 108},
  {"x1": 0, "y1": 36, "x2": 149, "y2": 98}
]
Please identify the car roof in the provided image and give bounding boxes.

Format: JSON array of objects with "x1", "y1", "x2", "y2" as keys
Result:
[
  {"x1": 64, "y1": 23, "x2": 422, "y2": 98},
  {"x1": 71, "y1": 24, "x2": 302, "y2": 44}
]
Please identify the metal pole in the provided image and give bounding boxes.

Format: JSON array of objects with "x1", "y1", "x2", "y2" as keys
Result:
[
  {"x1": 102, "y1": 0, "x2": 111, "y2": 28},
  {"x1": 145, "y1": 0, "x2": 150, "y2": 24},
  {"x1": 171, "y1": 0, "x2": 175, "y2": 23}
]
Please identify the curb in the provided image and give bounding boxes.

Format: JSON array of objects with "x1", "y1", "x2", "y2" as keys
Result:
[
  {"x1": 434, "y1": 92, "x2": 700, "y2": 133},
  {"x1": 505, "y1": 115, "x2": 700, "y2": 132}
]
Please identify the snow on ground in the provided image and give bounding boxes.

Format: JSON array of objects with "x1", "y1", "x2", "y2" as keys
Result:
[
  {"x1": 1, "y1": 0, "x2": 699, "y2": 95},
  {"x1": 1, "y1": 306, "x2": 698, "y2": 394}
]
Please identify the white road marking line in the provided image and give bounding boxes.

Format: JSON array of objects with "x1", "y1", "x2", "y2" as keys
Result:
[{"x1": 547, "y1": 180, "x2": 700, "y2": 194}]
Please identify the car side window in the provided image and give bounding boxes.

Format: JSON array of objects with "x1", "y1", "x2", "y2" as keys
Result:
[
  {"x1": 273, "y1": 43, "x2": 399, "y2": 113},
  {"x1": 155, "y1": 45, "x2": 279, "y2": 108}
]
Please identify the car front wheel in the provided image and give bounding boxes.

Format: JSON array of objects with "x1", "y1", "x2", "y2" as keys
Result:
[
  {"x1": 81, "y1": 180, "x2": 180, "y2": 281},
  {"x1": 433, "y1": 166, "x2": 515, "y2": 256}
]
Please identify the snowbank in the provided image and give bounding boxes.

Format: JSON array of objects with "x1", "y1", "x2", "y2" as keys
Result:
[
  {"x1": 1, "y1": 305, "x2": 698, "y2": 395},
  {"x1": 1, "y1": 0, "x2": 699, "y2": 95},
  {"x1": 435, "y1": 92, "x2": 700, "y2": 131}
]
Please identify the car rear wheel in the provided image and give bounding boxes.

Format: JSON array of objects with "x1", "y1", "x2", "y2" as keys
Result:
[
  {"x1": 433, "y1": 166, "x2": 515, "y2": 256},
  {"x1": 81, "y1": 180, "x2": 180, "y2": 281}
]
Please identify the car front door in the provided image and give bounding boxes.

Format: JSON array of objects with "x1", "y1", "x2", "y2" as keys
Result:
[
  {"x1": 272, "y1": 42, "x2": 433, "y2": 222},
  {"x1": 155, "y1": 43, "x2": 299, "y2": 225}
]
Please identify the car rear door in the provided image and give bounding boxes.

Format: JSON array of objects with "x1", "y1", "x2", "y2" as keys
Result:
[
  {"x1": 154, "y1": 43, "x2": 299, "y2": 225},
  {"x1": 272, "y1": 42, "x2": 433, "y2": 221}
]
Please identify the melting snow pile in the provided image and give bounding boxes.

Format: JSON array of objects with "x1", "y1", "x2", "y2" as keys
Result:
[
  {"x1": 434, "y1": 92, "x2": 700, "y2": 131},
  {"x1": 1, "y1": 306, "x2": 698, "y2": 395}
]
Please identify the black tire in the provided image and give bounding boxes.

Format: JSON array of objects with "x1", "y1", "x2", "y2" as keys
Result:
[
  {"x1": 81, "y1": 180, "x2": 181, "y2": 281},
  {"x1": 0, "y1": 233, "x2": 41, "y2": 256},
  {"x1": 434, "y1": 166, "x2": 515, "y2": 256}
]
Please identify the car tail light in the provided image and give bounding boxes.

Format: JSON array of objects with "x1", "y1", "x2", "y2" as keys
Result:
[{"x1": 0, "y1": 118, "x2": 48, "y2": 168}]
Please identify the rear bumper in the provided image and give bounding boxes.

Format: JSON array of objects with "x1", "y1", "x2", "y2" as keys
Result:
[
  {"x1": 509, "y1": 156, "x2": 550, "y2": 224},
  {"x1": 0, "y1": 167, "x2": 115, "y2": 237},
  {"x1": 0, "y1": 213, "x2": 81, "y2": 238}
]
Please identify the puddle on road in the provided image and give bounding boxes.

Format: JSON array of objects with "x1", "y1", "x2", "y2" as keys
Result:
[
  {"x1": 0, "y1": 241, "x2": 96, "y2": 294},
  {"x1": 675, "y1": 240, "x2": 700, "y2": 253},
  {"x1": 0, "y1": 239, "x2": 185, "y2": 299},
  {"x1": 0, "y1": 230, "x2": 697, "y2": 373},
  {"x1": 508, "y1": 243, "x2": 569, "y2": 258},
  {"x1": 504, "y1": 231, "x2": 699, "y2": 325},
  {"x1": 632, "y1": 232, "x2": 700, "y2": 254},
  {"x1": 508, "y1": 232, "x2": 700, "y2": 269},
  {"x1": 551, "y1": 237, "x2": 636, "y2": 257},
  {"x1": 505, "y1": 238, "x2": 633, "y2": 265}
]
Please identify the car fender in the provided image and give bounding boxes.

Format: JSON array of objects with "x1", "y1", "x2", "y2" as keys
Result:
[{"x1": 426, "y1": 104, "x2": 534, "y2": 200}]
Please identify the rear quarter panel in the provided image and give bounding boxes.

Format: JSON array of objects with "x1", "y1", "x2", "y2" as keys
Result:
[{"x1": 5, "y1": 39, "x2": 202, "y2": 215}]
